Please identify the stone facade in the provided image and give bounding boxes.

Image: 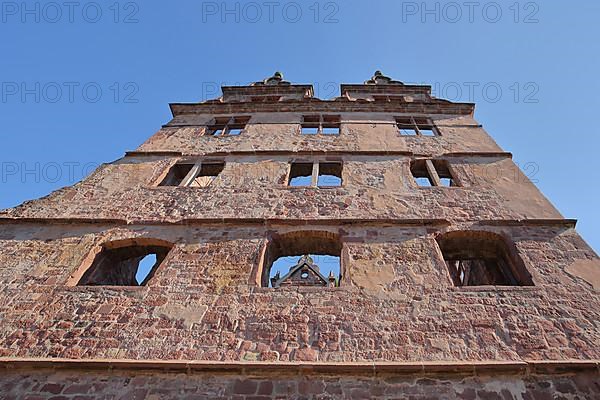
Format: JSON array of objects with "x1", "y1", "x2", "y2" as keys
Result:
[{"x1": 0, "y1": 72, "x2": 599, "y2": 399}]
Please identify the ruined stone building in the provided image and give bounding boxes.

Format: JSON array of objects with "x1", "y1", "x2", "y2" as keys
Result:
[{"x1": 0, "y1": 72, "x2": 599, "y2": 398}]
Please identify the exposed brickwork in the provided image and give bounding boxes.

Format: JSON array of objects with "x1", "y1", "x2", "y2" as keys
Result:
[{"x1": 0, "y1": 73, "x2": 598, "y2": 396}]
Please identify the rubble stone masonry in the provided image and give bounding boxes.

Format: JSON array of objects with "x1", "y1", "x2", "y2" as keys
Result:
[{"x1": 0, "y1": 73, "x2": 598, "y2": 398}]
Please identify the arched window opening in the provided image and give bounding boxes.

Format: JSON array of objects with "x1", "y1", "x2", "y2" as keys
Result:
[
  {"x1": 436, "y1": 231, "x2": 533, "y2": 287},
  {"x1": 262, "y1": 231, "x2": 342, "y2": 288},
  {"x1": 77, "y1": 241, "x2": 173, "y2": 286}
]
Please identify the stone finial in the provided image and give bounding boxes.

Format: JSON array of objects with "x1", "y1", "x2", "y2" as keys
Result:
[
  {"x1": 270, "y1": 271, "x2": 281, "y2": 287},
  {"x1": 252, "y1": 71, "x2": 291, "y2": 86},
  {"x1": 364, "y1": 70, "x2": 404, "y2": 85},
  {"x1": 328, "y1": 271, "x2": 337, "y2": 287},
  {"x1": 299, "y1": 254, "x2": 314, "y2": 265}
]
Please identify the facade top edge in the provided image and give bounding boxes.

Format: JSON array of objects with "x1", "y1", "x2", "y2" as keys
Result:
[{"x1": 169, "y1": 72, "x2": 474, "y2": 116}]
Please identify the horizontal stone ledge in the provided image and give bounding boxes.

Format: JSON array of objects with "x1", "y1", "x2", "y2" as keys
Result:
[
  {"x1": 0, "y1": 218, "x2": 129, "y2": 226},
  {"x1": 127, "y1": 150, "x2": 412, "y2": 157},
  {"x1": 169, "y1": 102, "x2": 475, "y2": 117},
  {"x1": 125, "y1": 151, "x2": 183, "y2": 157},
  {"x1": 124, "y1": 150, "x2": 509, "y2": 158},
  {"x1": 0, "y1": 218, "x2": 577, "y2": 229},
  {"x1": 480, "y1": 219, "x2": 578, "y2": 228},
  {"x1": 0, "y1": 218, "x2": 450, "y2": 228},
  {"x1": 0, "y1": 358, "x2": 598, "y2": 376},
  {"x1": 161, "y1": 122, "x2": 484, "y2": 128}
]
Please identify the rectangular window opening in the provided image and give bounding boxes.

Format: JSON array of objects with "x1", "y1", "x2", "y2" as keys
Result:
[
  {"x1": 438, "y1": 232, "x2": 533, "y2": 287},
  {"x1": 318, "y1": 163, "x2": 342, "y2": 187},
  {"x1": 322, "y1": 125, "x2": 340, "y2": 135},
  {"x1": 396, "y1": 116, "x2": 439, "y2": 137},
  {"x1": 301, "y1": 126, "x2": 319, "y2": 135},
  {"x1": 206, "y1": 116, "x2": 249, "y2": 136},
  {"x1": 433, "y1": 160, "x2": 457, "y2": 187},
  {"x1": 208, "y1": 127, "x2": 224, "y2": 136},
  {"x1": 439, "y1": 178, "x2": 453, "y2": 187},
  {"x1": 288, "y1": 163, "x2": 314, "y2": 186},
  {"x1": 159, "y1": 164, "x2": 195, "y2": 186},
  {"x1": 189, "y1": 163, "x2": 225, "y2": 188},
  {"x1": 411, "y1": 159, "x2": 458, "y2": 188},
  {"x1": 270, "y1": 254, "x2": 341, "y2": 288},
  {"x1": 302, "y1": 115, "x2": 341, "y2": 135},
  {"x1": 415, "y1": 177, "x2": 433, "y2": 187},
  {"x1": 77, "y1": 244, "x2": 173, "y2": 287},
  {"x1": 410, "y1": 160, "x2": 433, "y2": 187},
  {"x1": 399, "y1": 128, "x2": 418, "y2": 136},
  {"x1": 419, "y1": 128, "x2": 437, "y2": 137},
  {"x1": 160, "y1": 162, "x2": 224, "y2": 188},
  {"x1": 226, "y1": 127, "x2": 244, "y2": 136}
]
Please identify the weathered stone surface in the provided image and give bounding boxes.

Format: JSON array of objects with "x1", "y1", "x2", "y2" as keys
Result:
[
  {"x1": 0, "y1": 369, "x2": 598, "y2": 399},
  {"x1": 0, "y1": 74, "x2": 598, "y2": 397}
]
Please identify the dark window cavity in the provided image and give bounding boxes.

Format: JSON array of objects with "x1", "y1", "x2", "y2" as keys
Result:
[
  {"x1": 301, "y1": 114, "x2": 341, "y2": 135},
  {"x1": 262, "y1": 231, "x2": 342, "y2": 288},
  {"x1": 206, "y1": 116, "x2": 250, "y2": 136},
  {"x1": 77, "y1": 242, "x2": 173, "y2": 286},
  {"x1": 436, "y1": 231, "x2": 533, "y2": 287},
  {"x1": 396, "y1": 116, "x2": 439, "y2": 137},
  {"x1": 411, "y1": 159, "x2": 458, "y2": 187}
]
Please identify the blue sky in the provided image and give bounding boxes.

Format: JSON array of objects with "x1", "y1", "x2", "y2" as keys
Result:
[{"x1": 0, "y1": 1, "x2": 598, "y2": 252}]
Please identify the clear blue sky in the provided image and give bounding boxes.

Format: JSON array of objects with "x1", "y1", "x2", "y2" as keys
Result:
[{"x1": 0, "y1": 1, "x2": 598, "y2": 253}]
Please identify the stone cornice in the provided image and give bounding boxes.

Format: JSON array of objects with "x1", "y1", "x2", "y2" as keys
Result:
[
  {"x1": 124, "y1": 150, "x2": 512, "y2": 159},
  {"x1": 0, "y1": 218, "x2": 576, "y2": 228},
  {"x1": 341, "y1": 84, "x2": 433, "y2": 95},
  {"x1": 169, "y1": 99, "x2": 475, "y2": 117},
  {"x1": 222, "y1": 84, "x2": 314, "y2": 97}
]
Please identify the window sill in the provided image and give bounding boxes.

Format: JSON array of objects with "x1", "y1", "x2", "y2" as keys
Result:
[
  {"x1": 61, "y1": 285, "x2": 148, "y2": 293},
  {"x1": 285, "y1": 186, "x2": 344, "y2": 190},
  {"x1": 299, "y1": 134, "x2": 341, "y2": 137},
  {"x1": 416, "y1": 186, "x2": 462, "y2": 189},
  {"x1": 252, "y1": 286, "x2": 346, "y2": 293},
  {"x1": 201, "y1": 133, "x2": 245, "y2": 138},
  {"x1": 451, "y1": 285, "x2": 538, "y2": 293},
  {"x1": 399, "y1": 135, "x2": 442, "y2": 138},
  {"x1": 148, "y1": 186, "x2": 212, "y2": 190}
]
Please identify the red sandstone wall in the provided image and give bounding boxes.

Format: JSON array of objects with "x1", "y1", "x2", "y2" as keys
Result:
[
  {"x1": 1, "y1": 369, "x2": 599, "y2": 399},
  {"x1": 0, "y1": 154, "x2": 561, "y2": 222},
  {"x1": 0, "y1": 97, "x2": 598, "y2": 384},
  {"x1": 0, "y1": 223, "x2": 598, "y2": 362}
]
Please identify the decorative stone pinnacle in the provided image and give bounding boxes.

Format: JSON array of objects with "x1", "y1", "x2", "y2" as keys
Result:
[
  {"x1": 365, "y1": 70, "x2": 404, "y2": 85},
  {"x1": 299, "y1": 254, "x2": 314, "y2": 265},
  {"x1": 252, "y1": 71, "x2": 291, "y2": 86}
]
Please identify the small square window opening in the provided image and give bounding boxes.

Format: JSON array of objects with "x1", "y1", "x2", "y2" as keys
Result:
[
  {"x1": 301, "y1": 115, "x2": 341, "y2": 135},
  {"x1": 159, "y1": 164, "x2": 195, "y2": 186},
  {"x1": 301, "y1": 126, "x2": 319, "y2": 135},
  {"x1": 188, "y1": 163, "x2": 225, "y2": 188},
  {"x1": 322, "y1": 126, "x2": 340, "y2": 135},
  {"x1": 288, "y1": 163, "x2": 314, "y2": 186},
  {"x1": 206, "y1": 116, "x2": 249, "y2": 136},
  {"x1": 318, "y1": 163, "x2": 342, "y2": 187},
  {"x1": 396, "y1": 116, "x2": 439, "y2": 137}
]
